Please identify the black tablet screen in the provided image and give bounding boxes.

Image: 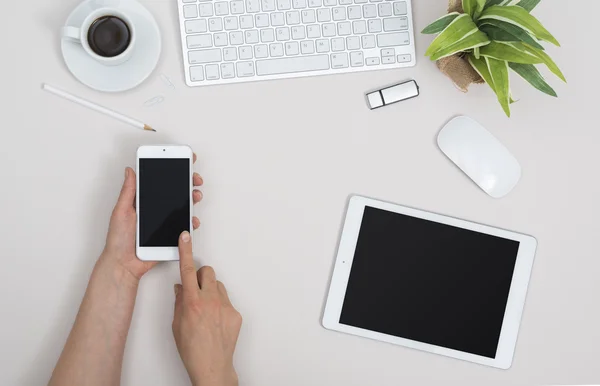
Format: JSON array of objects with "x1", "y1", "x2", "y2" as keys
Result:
[{"x1": 340, "y1": 206, "x2": 520, "y2": 358}]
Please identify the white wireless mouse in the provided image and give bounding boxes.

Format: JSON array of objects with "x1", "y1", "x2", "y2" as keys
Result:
[{"x1": 437, "y1": 116, "x2": 521, "y2": 199}]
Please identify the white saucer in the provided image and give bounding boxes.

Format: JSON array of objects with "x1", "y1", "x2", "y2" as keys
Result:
[{"x1": 61, "y1": 0, "x2": 162, "y2": 93}]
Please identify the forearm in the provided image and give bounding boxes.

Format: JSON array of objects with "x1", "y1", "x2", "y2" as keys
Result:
[{"x1": 49, "y1": 255, "x2": 139, "y2": 386}]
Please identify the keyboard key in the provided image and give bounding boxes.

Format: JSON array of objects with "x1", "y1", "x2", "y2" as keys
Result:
[
  {"x1": 190, "y1": 65, "x2": 204, "y2": 81},
  {"x1": 316, "y1": 38, "x2": 330, "y2": 52},
  {"x1": 209, "y1": 18, "x2": 223, "y2": 32},
  {"x1": 331, "y1": 37, "x2": 345, "y2": 52},
  {"x1": 368, "y1": 19, "x2": 382, "y2": 32},
  {"x1": 215, "y1": 2, "x2": 229, "y2": 16},
  {"x1": 199, "y1": 3, "x2": 213, "y2": 16},
  {"x1": 183, "y1": 5, "x2": 199, "y2": 18},
  {"x1": 332, "y1": 7, "x2": 347, "y2": 21},
  {"x1": 183, "y1": 0, "x2": 197, "y2": 3},
  {"x1": 185, "y1": 19, "x2": 207, "y2": 33},
  {"x1": 346, "y1": 36, "x2": 360, "y2": 49},
  {"x1": 187, "y1": 34, "x2": 213, "y2": 49},
  {"x1": 261, "y1": 28, "x2": 275, "y2": 42},
  {"x1": 370, "y1": 0, "x2": 383, "y2": 2},
  {"x1": 293, "y1": 0, "x2": 307, "y2": 8},
  {"x1": 307, "y1": 24, "x2": 321, "y2": 38},
  {"x1": 378, "y1": 3, "x2": 392, "y2": 16},
  {"x1": 393, "y1": 1, "x2": 407, "y2": 15},
  {"x1": 377, "y1": 31, "x2": 410, "y2": 46},
  {"x1": 214, "y1": 32, "x2": 228, "y2": 46},
  {"x1": 317, "y1": 8, "x2": 331, "y2": 22},
  {"x1": 324, "y1": 0, "x2": 337, "y2": 5},
  {"x1": 331, "y1": 52, "x2": 349, "y2": 68},
  {"x1": 286, "y1": 10, "x2": 300, "y2": 24},
  {"x1": 240, "y1": 15, "x2": 254, "y2": 28},
  {"x1": 230, "y1": 31, "x2": 244, "y2": 44},
  {"x1": 236, "y1": 61, "x2": 256, "y2": 77},
  {"x1": 221, "y1": 63, "x2": 236, "y2": 78},
  {"x1": 397, "y1": 53, "x2": 411, "y2": 62},
  {"x1": 271, "y1": 12, "x2": 285, "y2": 26},
  {"x1": 256, "y1": 54, "x2": 330, "y2": 75},
  {"x1": 361, "y1": 34, "x2": 376, "y2": 48},
  {"x1": 383, "y1": 17, "x2": 407, "y2": 31},
  {"x1": 366, "y1": 57, "x2": 379, "y2": 65},
  {"x1": 239, "y1": 45, "x2": 253, "y2": 59},
  {"x1": 285, "y1": 41, "x2": 300, "y2": 55},
  {"x1": 308, "y1": 0, "x2": 323, "y2": 7},
  {"x1": 245, "y1": 29, "x2": 260, "y2": 43},
  {"x1": 350, "y1": 51, "x2": 364, "y2": 66},
  {"x1": 276, "y1": 27, "x2": 290, "y2": 41},
  {"x1": 381, "y1": 48, "x2": 394, "y2": 56},
  {"x1": 337, "y1": 21, "x2": 351, "y2": 35},
  {"x1": 270, "y1": 42, "x2": 284, "y2": 56},
  {"x1": 224, "y1": 16, "x2": 239, "y2": 30},
  {"x1": 340, "y1": 0, "x2": 352, "y2": 4},
  {"x1": 247, "y1": 0, "x2": 261, "y2": 12},
  {"x1": 231, "y1": 1, "x2": 245, "y2": 14},
  {"x1": 262, "y1": 0, "x2": 276, "y2": 11},
  {"x1": 382, "y1": 55, "x2": 395, "y2": 64},
  {"x1": 348, "y1": 5, "x2": 361, "y2": 19},
  {"x1": 223, "y1": 47, "x2": 238, "y2": 60},
  {"x1": 301, "y1": 9, "x2": 316, "y2": 23},
  {"x1": 301, "y1": 40, "x2": 315, "y2": 54},
  {"x1": 291, "y1": 25, "x2": 306, "y2": 39},
  {"x1": 322, "y1": 23, "x2": 336, "y2": 37},
  {"x1": 255, "y1": 44, "x2": 269, "y2": 58},
  {"x1": 277, "y1": 0, "x2": 291, "y2": 10},
  {"x1": 255, "y1": 13, "x2": 269, "y2": 27},
  {"x1": 205, "y1": 64, "x2": 220, "y2": 79},
  {"x1": 363, "y1": 4, "x2": 377, "y2": 17},
  {"x1": 355, "y1": 0, "x2": 367, "y2": 3},
  {"x1": 353, "y1": 20, "x2": 367, "y2": 34},
  {"x1": 189, "y1": 48, "x2": 222, "y2": 64}
]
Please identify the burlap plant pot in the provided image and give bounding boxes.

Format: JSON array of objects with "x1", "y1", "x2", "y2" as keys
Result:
[{"x1": 435, "y1": 0, "x2": 484, "y2": 92}]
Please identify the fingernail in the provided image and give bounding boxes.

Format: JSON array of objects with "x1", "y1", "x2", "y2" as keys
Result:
[
  {"x1": 174, "y1": 285, "x2": 180, "y2": 296},
  {"x1": 181, "y1": 231, "x2": 191, "y2": 243}
]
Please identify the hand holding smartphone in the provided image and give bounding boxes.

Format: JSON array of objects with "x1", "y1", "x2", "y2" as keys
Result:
[{"x1": 136, "y1": 145, "x2": 194, "y2": 261}]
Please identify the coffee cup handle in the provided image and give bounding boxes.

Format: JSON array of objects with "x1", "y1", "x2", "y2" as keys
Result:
[{"x1": 61, "y1": 26, "x2": 81, "y2": 43}]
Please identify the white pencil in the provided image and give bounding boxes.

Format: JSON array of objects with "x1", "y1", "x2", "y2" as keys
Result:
[{"x1": 42, "y1": 83, "x2": 156, "y2": 132}]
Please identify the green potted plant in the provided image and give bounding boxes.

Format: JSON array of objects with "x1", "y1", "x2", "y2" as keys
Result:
[{"x1": 422, "y1": 0, "x2": 566, "y2": 116}]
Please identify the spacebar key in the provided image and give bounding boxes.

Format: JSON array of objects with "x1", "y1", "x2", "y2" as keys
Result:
[{"x1": 256, "y1": 55, "x2": 330, "y2": 76}]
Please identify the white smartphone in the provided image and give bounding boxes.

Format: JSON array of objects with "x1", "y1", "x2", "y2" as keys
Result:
[{"x1": 136, "y1": 145, "x2": 194, "y2": 261}]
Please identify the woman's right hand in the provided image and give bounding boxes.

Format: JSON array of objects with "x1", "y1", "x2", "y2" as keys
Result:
[{"x1": 173, "y1": 231, "x2": 243, "y2": 386}]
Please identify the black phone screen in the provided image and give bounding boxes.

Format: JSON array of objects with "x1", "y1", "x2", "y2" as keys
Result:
[{"x1": 139, "y1": 158, "x2": 190, "y2": 247}]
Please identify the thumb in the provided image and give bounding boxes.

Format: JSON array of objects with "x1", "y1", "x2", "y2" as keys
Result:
[
  {"x1": 174, "y1": 284, "x2": 183, "y2": 297},
  {"x1": 116, "y1": 168, "x2": 136, "y2": 212}
]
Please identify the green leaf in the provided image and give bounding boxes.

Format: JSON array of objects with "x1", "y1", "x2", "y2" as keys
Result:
[
  {"x1": 425, "y1": 14, "x2": 479, "y2": 57},
  {"x1": 509, "y1": 63, "x2": 557, "y2": 97},
  {"x1": 517, "y1": 0, "x2": 541, "y2": 11},
  {"x1": 478, "y1": 19, "x2": 544, "y2": 50},
  {"x1": 479, "y1": 41, "x2": 542, "y2": 64},
  {"x1": 430, "y1": 30, "x2": 491, "y2": 61},
  {"x1": 422, "y1": 12, "x2": 460, "y2": 34},
  {"x1": 519, "y1": 43, "x2": 567, "y2": 82},
  {"x1": 468, "y1": 54, "x2": 497, "y2": 93},
  {"x1": 485, "y1": 0, "x2": 505, "y2": 8},
  {"x1": 474, "y1": 46, "x2": 481, "y2": 59},
  {"x1": 463, "y1": 0, "x2": 486, "y2": 18},
  {"x1": 479, "y1": 5, "x2": 560, "y2": 46},
  {"x1": 487, "y1": 57, "x2": 511, "y2": 116}
]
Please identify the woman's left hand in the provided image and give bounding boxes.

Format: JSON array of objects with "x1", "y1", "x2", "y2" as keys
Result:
[{"x1": 101, "y1": 153, "x2": 204, "y2": 281}]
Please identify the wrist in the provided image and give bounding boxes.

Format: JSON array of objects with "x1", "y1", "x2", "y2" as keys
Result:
[
  {"x1": 96, "y1": 254, "x2": 141, "y2": 291},
  {"x1": 191, "y1": 367, "x2": 238, "y2": 386}
]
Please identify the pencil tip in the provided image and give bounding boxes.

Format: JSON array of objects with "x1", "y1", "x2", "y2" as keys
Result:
[{"x1": 144, "y1": 125, "x2": 157, "y2": 132}]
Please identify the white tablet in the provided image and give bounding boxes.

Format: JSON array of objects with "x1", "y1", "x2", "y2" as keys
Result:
[{"x1": 323, "y1": 196, "x2": 537, "y2": 369}]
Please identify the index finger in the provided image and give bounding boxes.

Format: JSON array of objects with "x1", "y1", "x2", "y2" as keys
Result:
[{"x1": 178, "y1": 231, "x2": 198, "y2": 297}]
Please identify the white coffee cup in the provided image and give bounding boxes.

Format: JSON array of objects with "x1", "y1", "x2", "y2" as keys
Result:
[{"x1": 61, "y1": 8, "x2": 136, "y2": 66}]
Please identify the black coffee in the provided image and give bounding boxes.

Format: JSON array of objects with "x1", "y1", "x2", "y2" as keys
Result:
[{"x1": 87, "y1": 16, "x2": 131, "y2": 58}]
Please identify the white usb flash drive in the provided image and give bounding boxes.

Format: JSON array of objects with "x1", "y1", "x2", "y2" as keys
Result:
[{"x1": 366, "y1": 80, "x2": 420, "y2": 110}]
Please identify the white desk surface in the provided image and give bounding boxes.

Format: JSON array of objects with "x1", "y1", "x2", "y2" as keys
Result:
[{"x1": 1, "y1": 0, "x2": 599, "y2": 385}]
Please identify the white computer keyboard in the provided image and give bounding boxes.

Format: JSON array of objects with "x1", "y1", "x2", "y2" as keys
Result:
[{"x1": 177, "y1": 0, "x2": 416, "y2": 87}]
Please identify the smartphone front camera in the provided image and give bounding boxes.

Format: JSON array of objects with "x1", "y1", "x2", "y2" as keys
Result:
[{"x1": 163, "y1": 149, "x2": 165, "y2": 152}]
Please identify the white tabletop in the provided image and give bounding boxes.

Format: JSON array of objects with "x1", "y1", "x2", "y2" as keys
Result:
[{"x1": 2, "y1": 0, "x2": 599, "y2": 385}]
